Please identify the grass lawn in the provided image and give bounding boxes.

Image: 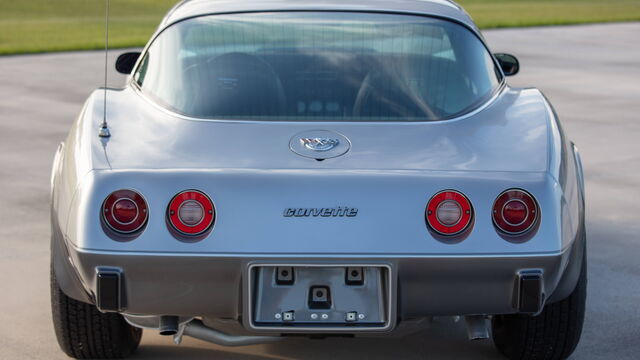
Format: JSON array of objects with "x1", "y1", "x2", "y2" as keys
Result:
[
  {"x1": 0, "y1": 0, "x2": 176, "y2": 55},
  {"x1": 1, "y1": 0, "x2": 640, "y2": 55},
  {"x1": 461, "y1": 0, "x2": 640, "y2": 28}
]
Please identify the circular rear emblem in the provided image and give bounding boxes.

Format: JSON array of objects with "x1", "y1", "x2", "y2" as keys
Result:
[{"x1": 289, "y1": 130, "x2": 351, "y2": 159}]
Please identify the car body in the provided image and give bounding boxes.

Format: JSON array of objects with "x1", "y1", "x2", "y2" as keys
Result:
[{"x1": 50, "y1": 0, "x2": 586, "y2": 359}]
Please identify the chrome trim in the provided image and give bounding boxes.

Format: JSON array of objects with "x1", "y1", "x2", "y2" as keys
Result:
[
  {"x1": 167, "y1": 189, "x2": 216, "y2": 237},
  {"x1": 98, "y1": 125, "x2": 111, "y2": 138},
  {"x1": 501, "y1": 199, "x2": 530, "y2": 227},
  {"x1": 289, "y1": 130, "x2": 351, "y2": 159},
  {"x1": 492, "y1": 189, "x2": 540, "y2": 236},
  {"x1": 426, "y1": 189, "x2": 474, "y2": 237},
  {"x1": 110, "y1": 197, "x2": 139, "y2": 226},
  {"x1": 101, "y1": 189, "x2": 149, "y2": 235},
  {"x1": 300, "y1": 137, "x2": 340, "y2": 152}
]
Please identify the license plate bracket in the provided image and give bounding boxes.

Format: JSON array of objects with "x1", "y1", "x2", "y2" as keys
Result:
[{"x1": 247, "y1": 264, "x2": 393, "y2": 332}]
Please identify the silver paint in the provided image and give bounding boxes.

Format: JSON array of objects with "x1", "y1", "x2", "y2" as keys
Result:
[{"x1": 50, "y1": 0, "x2": 586, "y2": 335}]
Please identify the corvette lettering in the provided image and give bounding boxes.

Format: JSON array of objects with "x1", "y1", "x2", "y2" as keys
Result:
[{"x1": 283, "y1": 207, "x2": 358, "y2": 217}]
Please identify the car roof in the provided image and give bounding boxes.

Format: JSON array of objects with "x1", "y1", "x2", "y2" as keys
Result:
[{"x1": 160, "y1": 0, "x2": 477, "y2": 31}]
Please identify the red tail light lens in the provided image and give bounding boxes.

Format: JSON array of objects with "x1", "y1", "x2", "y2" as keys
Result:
[
  {"x1": 113, "y1": 199, "x2": 137, "y2": 224},
  {"x1": 426, "y1": 190, "x2": 473, "y2": 236},
  {"x1": 102, "y1": 189, "x2": 148, "y2": 234},
  {"x1": 493, "y1": 189, "x2": 539, "y2": 235},
  {"x1": 168, "y1": 190, "x2": 215, "y2": 236}
]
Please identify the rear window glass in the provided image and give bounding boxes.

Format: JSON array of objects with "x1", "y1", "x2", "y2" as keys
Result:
[{"x1": 135, "y1": 12, "x2": 501, "y2": 121}]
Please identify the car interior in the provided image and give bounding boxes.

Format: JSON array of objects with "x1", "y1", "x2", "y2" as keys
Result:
[{"x1": 177, "y1": 49, "x2": 482, "y2": 121}]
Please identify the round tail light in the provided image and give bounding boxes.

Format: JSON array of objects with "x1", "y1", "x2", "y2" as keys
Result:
[
  {"x1": 102, "y1": 189, "x2": 148, "y2": 234},
  {"x1": 493, "y1": 189, "x2": 539, "y2": 235},
  {"x1": 168, "y1": 190, "x2": 215, "y2": 236},
  {"x1": 426, "y1": 190, "x2": 473, "y2": 236}
]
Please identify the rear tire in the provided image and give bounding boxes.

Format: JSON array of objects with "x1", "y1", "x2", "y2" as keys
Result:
[
  {"x1": 491, "y1": 252, "x2": 586, "y2": 360},
  {"x1": 51, "y1": 266, "x2": 142, "y2": 359}
]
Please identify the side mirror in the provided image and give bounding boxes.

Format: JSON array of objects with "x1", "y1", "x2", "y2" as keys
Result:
[
  {"x1": 495, "y1": 53, "x2": 520, "y2": 77},
  {"x1": 115, "y1": 52, "x2": 141, "y2": 74}
]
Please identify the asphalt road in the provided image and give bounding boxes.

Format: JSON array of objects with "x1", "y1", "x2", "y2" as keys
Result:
[{"x1": 1, "y1": 23, "x2": 639, "y2": 359}]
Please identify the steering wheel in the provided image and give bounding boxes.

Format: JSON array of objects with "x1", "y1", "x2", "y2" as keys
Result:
[{"x1": 193, "y1": 52, "x2": 287, "y2": 117}]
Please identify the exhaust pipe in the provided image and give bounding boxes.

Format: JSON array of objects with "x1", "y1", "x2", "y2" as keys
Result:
[
  {"x1": 464, "y1": 315, "x2": 489, "y2": 341},
  {"x1": 179, "y1": 319, "x2": 284, "y2": 347},
  {"x1": 159, "y1": 316, "x2": 179, "y2": 336}
]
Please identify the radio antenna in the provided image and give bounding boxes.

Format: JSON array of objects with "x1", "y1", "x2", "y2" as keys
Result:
[{"x1": 98, "y1": 0, "x2": 111, "y2": 138}]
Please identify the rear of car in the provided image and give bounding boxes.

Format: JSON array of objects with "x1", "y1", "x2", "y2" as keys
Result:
[{"x1": 50, "y1": 2, "x2": 586, "y2": 359}]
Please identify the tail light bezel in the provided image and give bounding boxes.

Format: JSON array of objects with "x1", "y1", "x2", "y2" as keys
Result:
[
  {"x1": 492, "y1": 189, "x2": 540, "y2": 236},
  {"x1": 101, "y1": 189, "x2": 148, "y2": 235},
  {"x1": 167, "y1": 190, "x2": 215, "y2": 237},
  {"x1": 426, "y1": 190, "x2": 474, "y2": 237}
]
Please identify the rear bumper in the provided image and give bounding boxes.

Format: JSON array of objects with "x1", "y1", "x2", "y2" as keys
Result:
[{"x1": 60, "y1": 239, "x2": 581, "y2": 330}]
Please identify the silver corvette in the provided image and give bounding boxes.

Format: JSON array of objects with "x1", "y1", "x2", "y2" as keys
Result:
[{"x1": 50, "y1": 0, "x2": 586, "y2": 359}]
